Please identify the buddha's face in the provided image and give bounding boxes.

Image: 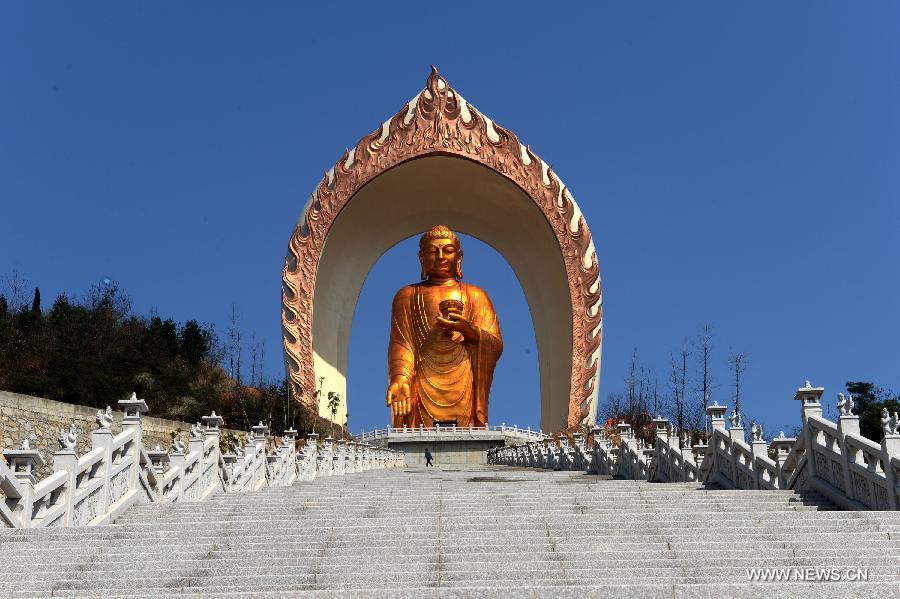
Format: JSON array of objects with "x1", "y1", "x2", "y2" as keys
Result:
[{"x1": 420, "y1": 237, "x2": 461, "y2": 279}]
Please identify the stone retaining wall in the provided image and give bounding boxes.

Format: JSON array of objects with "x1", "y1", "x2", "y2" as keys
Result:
[{"x1": 0, "y1": 390, "x2": 246, "y2": 480}]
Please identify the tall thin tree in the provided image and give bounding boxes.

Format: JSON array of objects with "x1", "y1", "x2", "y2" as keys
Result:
[
  {"x1": 731, "y1": 352, "x2": 747, "y2": 418},
  {"x1": 695, "y1": 325, "x2": 714, "y2": 437}
]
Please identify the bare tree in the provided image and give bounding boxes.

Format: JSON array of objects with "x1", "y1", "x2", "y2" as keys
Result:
[
  {"x1": 650, "y1": 374, "x2": 662, "y2": 416},
  {"x1": 602, "y1": 391, "x2": 626, "y2": 423},
  {"x1": 258, "y1": 341, "x2": 265, "y2": 386},
  {"x1": 731, "y1": 352, "x2": 747, "y2": 417},
  {"x1": 249, "y1": 334, "x2": 258, "y2": 388},
  {"x1": 228, "y1": 304, "x2": 243, "y2": 385},
  {"x1": 2, "y1": 270, "x2": 29, "y2": 312},
  {"x1": 669, "y1": 340, "x2": 691, "y2": 434},
  {"x1": 625, "y1": 349, "x2": 638, "y2": 415},
  {"x1": 694, "y1": 325, "x2": 714, "y2": 436}
]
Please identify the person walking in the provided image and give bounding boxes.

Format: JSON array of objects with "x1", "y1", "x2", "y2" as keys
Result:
[{"x1": 424, "y1": 448, "x2": 434, "y2": 467}]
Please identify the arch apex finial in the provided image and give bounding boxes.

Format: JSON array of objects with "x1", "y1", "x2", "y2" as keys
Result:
[{"x1": 426, "y1": 66, "x2": 447, "y2": 95}]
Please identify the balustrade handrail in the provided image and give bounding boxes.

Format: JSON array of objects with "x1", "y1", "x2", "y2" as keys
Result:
[
  {"x1": 488, "y1": 380, "x2": 900, "y2": 511},
  {"x1": 1, "y1": 396, "x2": 407, "y2": 528}
]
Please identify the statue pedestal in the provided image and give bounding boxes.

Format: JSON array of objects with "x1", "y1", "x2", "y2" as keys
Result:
[{"x1": 365, "y1": 427, "x2": 543, "y2": 466}]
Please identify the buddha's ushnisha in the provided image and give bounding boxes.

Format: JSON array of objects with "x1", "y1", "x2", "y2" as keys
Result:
[{"x1": 386, "y1": 225, "x2": 503, "y2": 427}]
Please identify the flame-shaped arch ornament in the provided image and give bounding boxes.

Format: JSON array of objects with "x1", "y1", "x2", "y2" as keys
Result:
[{"x1": 282, "y1": 67, "x2": 602, "y2": 428}]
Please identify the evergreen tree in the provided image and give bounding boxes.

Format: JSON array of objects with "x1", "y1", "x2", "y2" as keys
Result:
[{"x1": 846, "y1": 381, "x2": 900, "y2": 442}]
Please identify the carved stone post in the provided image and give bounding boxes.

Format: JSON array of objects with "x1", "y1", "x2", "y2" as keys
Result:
[
  {"x1": 117, "y1": 393, "x2": 149, "y2": 491},
  {"x1": 283, "y1": 428, "x2": 297, "y2": 448},
  {"x1": 796, "y1": 381, "x2": 824, "y2": 423},
  {"x1": 652, "y1": 417, "x2": 669, "y2": 482},
  {"x1": 770, "y1": 433, "x2": 796, "y2": 489},
  {"x1": 220, "y1": 454, "x2": 237, "y2": 491},
  {"x1": 692, "y1": 443, "x2": 708, "y2": 470},
  {"x1": 252, "y1": 422, "x2": 269, "y2": 444},
  {"x1": 708, "y1": 402, "x2": 728, "y2": 433},
  {"x1": 189, "y1": 423, "x2": 205, "y2": 456},
  {"x1": 243, "y1": 432, "x2": 261, "y2": 490},
  {"x1": 750, "y1": 430, "x2": 768, "y2": 490},
  {"x1": 728, "y1": 418, "x2": 745, "y2": 444},
  {"x1": 335, "y1": 440, "x2": 347, "y2": 476},
  {"x1": 169, "y1": 438, "x2": 186, "y2": 502},
  {"x1": 680, "y1": 440, "x2": 695, "y2": 478},
  {"x1": 321, "y1": 437, "x2": 335, "y2": 476},
  {"x1": 91, "y1": 406, "x2": 115, "y2": 514},
  {"x1": 146, "y1": 446, "x2": 169, "y2": 477},
  {"x1": 882, "y1": 433, "x2": 900, "y2": 510},
  {"x1": 202, "y1": 412, "x2": 224, "y2": 492},
  {"x1": 300, "y1": 433, "x2": 318, "y2": 481},
  {"x1": 53, "y1": 424, "x2": 81, "y2": 525},
  {"x1": 348, "y1": 441, "x2": 358, "y2": 474},
  {"x1": 795, "y1": 381, "x2": 824, "y2": 482},
  {"x1": 282, "y1": 428, "x2": 298, "y2": 480},
  {"x1": 3, "y1": 441, "x2": 44, "y2": 527},
  {"x1": 836, "y1": 398, "x2": 860, "y2": 499},
  {"x1": 204, "y1": 412, "x2": 224, "y2": 440}
]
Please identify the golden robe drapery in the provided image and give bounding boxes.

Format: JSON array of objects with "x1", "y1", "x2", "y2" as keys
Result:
[{"x1": 388, "y1": 281, "x2": 502, "y2": 427}]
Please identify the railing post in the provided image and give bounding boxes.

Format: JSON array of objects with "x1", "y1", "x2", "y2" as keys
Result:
[
  {"x1": 708, "y1": 402, "x2": 728, "y2": 433},
  {"x1": 53, "y1": 424, "x2": 80, "y2": 526},
  {"x1": 651, "y1": 417, "x2": 668, "y2": 481},
  {"x1": 749, "y1": 425, "x2": 767, "y2": 490},
  {"x1": 91, "y1": 406, "x2": 115, "y2": 515},
  {"x1": 680, "y1": 436, "x2": 695, "y2": 476},
  {"x1": 882, "y1": 431, "x2": 900, "y2": 510},
  {"x1": 169, "y1": 435, "x2": 186, "y2": 501},
  {"x1": 244, "y1": 430, "x2": 263, "y2": 490},
  {"x1": 118, "y1": 393, "x2": 149, "y2": 491},
  {"x1": 836, "y1": 394, "x2": 860, "y2": 499},
  {"x1": 202, "y1": 411, "x2": 224, "y2": 490},
  {"x1": 204, "y1": 412, "x2": 224, "y2": 442},
  {"x1": 301, "y1": 432, "x2": 319, "y2": 481},
  {"x1": 189, "y1": 422, "x2": 205, "y2": 456},
  {"x1": 795, "y1": 381, "x2": 824, "y2": 481},
  {"x1": 147, "y1": 445, "x2": 169, "y2": 477},
  {"x1": 728, "y1": 410, "x2": 745, "y2": 444},
  {"x1": 283, "y1": 428, "x2": 298, "y2": 477},
  {"x1": 3, "y1": 440, "x2": 44, "y2": 527},
  {"x1": 691, "y1": 443, "x2": 708, "y2": 469},
  {"x1": 796, "y1": 380, "x2": 824, "y2": 423},
  {"x1": 770, "y1": 432, "x2": 796, "y2": 489},
  {"x1": 251, "y1": 422, "x2": 269, "y2": 443}
]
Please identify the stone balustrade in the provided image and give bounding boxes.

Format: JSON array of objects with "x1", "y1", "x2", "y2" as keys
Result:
[
  {"x1": 357, "y1": 424, "x2": 547, "y2": 443},
  {"x1": 489, "y1": 381, "x2": 900, "y2": 511},
  {"x1": 0, "y1": 394, "x2": 405, "y2": 528}
]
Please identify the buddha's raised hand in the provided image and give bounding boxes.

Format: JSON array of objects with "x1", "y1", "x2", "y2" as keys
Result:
[{"x1": 386, "y1": 375, "x2": 412, "y2": 418}]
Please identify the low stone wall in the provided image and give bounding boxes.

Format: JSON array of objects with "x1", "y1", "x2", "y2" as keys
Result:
[
  {"x1": 0, "y1": 390, "x2": 246, "y2": 480},
  {"x1": 385, "y1": 431, "x2": 509, "y2": 466}
]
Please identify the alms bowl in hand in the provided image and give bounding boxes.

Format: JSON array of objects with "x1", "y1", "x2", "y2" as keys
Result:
[{"x1": 439, "y1": 299, "x2": 464, "y2": 319}]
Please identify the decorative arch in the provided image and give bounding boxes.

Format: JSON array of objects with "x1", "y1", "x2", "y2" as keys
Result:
[{"x1": 282, "y1": 68, "x2": 602, "y2": 431}]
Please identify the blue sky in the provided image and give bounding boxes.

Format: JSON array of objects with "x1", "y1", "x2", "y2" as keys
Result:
[{"x1": 1, "y1": 2, "x2": 897, "y2": 435}]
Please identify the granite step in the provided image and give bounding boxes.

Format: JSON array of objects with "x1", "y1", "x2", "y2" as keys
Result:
[{"x1": 3, "y1": 466, "x2": 894, "y2": 598}]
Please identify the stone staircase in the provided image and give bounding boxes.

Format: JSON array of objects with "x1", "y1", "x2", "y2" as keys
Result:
[{"x1": 1, "y1": 466, "x2": 898, "y2": 598}]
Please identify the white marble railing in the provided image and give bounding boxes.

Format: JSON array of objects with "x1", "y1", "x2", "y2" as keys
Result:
[
  {"x1": 489, "y1": 381, "x2": 900, "y2": 511},
  {"x1": 357, "y1": 424, "x2": 547, "y2": 443},
  {"x1": 0, "y1": 395, "x2": 405, "y2": 528}
]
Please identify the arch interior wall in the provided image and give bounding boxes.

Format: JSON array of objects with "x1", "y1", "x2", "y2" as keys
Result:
[{"x1": 313, "y1": 155, "x2": 574, "y2": 432}]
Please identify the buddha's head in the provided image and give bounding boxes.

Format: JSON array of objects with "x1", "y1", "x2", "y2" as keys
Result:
[{"x1": 419, "y1": 225, "x2": 463, "y2": 281}]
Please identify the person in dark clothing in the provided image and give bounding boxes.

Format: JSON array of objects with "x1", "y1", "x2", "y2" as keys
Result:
[{"x1": 424, "y1": 448, "x2": 434, "y2": 467}]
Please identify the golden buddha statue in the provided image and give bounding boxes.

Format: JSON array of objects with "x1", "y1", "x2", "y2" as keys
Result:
[{"x1": 386, "y1": 225, "x2": 503, "y2": 428}]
